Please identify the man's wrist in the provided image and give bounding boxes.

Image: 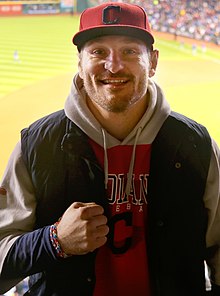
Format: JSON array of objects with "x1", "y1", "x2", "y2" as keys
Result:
[{"x1": 49, "y1": 221, "x2": 70, "y2": 258}]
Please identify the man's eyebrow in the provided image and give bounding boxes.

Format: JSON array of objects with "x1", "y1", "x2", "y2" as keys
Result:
[
  {"x1": 121, "y1": 37, "x2": 143, "y2": 44},
  {"x1": 87, "y1": 36, "x2": 143, "y2": 46}
]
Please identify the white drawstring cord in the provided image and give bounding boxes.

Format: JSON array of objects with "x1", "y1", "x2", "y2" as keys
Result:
[
  {"x1": 125, "y1": 127, "x2": 142, "y2": 196},
  {"x1": 101, "y1": 126, "x2": 142, "y2": 194},
  {"x1": 101, "y1": 128, "x2": 109, "y2": 190}
]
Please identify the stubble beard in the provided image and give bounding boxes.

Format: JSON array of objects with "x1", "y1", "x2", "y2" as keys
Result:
[{"x1": 83, "y1": 77, "x2": 148, "y2": 114}]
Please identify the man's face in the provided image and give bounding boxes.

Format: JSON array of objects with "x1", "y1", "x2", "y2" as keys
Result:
[{"x1": 78, "y1": 35, "x2": 158, "y2": 113}]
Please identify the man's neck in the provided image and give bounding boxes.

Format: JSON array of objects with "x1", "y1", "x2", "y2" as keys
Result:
[{"x1": 87, "y1": 95, "x2": 149, "y2": 141}]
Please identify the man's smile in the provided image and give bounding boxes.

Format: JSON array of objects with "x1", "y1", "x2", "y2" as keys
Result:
[{"x1": 101, "y1": 79, "x2": 128, "y2": 84}]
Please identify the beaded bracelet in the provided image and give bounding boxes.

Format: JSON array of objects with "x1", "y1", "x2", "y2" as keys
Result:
[{"x1": 49, "y1": 221, "x2": 69, "y2": 258}]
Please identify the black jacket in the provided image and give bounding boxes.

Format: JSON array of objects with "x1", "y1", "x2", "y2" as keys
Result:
[{"x1": 2, "y1": 110, "x2": 214, "y2": 295}]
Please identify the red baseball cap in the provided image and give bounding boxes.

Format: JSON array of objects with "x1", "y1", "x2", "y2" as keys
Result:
[{"x1": 73, "y1": 2, "x2": 154, "y2": 50}]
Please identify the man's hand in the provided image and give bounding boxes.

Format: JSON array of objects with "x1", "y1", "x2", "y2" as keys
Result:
[{"x1": 57, "y1": 202, "x2": 109, "y2": 255}]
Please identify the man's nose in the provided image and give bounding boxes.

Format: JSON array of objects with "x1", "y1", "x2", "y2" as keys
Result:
[{"x1": 104, "y1": 51, "x2": 124, "y2": 73}]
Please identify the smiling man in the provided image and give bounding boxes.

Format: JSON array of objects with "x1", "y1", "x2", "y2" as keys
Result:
[
  {"x1": 0, "y1": 2, "x2": 220, "y2": 296},
  {"x1": 78, "y1": 34, "x2": 158, "y2": 140}
]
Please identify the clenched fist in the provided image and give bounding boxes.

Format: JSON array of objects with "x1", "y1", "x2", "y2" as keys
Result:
[{"x1": 57, "y1": 202, "x2": 109, "y2": 255}]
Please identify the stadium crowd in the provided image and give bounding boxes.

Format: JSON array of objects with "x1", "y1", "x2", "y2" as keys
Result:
[
  {"x1": 95, "y1": 0, "x2": 220, "y2": 45},
  {"x1": 2, "y1": 0, "x2": 219, "y2": 45}
]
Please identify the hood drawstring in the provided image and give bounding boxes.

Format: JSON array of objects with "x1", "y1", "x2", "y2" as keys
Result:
[
  {"x1": 125, "y1": 127, "x2": 142, "y2": 196},
  {"x1": 101, "y1": 127, "x2": 143, "y2": 195},
  {"x1": 101, "y1": 128, "x2": 109, "y2": 190}
]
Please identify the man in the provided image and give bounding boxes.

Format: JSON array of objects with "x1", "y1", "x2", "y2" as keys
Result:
[{"x1": 0, "y1": 2, "x2": 220, "y2": 295}]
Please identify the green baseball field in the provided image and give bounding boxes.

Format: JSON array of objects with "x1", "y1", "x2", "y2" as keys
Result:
[{"x1": 0, "y1": 15, "x2": 220, "y2": 177}]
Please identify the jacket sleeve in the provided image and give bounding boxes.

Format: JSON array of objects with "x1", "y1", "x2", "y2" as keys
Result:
[
  {"x1": 204, "y1": 139, "x2": 220, "y2": 291},
  {"x1": 0, "y1": 142, "x2": 59, "y2": 293},
  {"x1": 0, "y1": 226, "x2": 59, "y2": 293},
  {"x1": 0, "y1": 142, "x2": 36, "y2": 269}
]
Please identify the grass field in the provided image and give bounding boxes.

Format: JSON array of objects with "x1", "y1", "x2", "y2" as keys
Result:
[{"x1": 0, "y1": 15, "x2": 220, "y2": 177}]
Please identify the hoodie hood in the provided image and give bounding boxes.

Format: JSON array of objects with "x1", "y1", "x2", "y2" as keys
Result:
[
  {"x1": 64, "y1": 73, "x2": 171, "y2": 148},
  {"x1": 65, "y1": 74, "x2": 171, "y2": 193}
]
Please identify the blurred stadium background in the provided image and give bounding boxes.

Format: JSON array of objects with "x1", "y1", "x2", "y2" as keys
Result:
[
  {"x1": 1, "y1": 0, "x2": 219, "y2": 45},
  {"x1": 0, "y1": 0, "x2": 220, "y2": 294}
]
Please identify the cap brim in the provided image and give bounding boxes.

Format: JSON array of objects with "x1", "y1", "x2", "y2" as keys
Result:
[{"x1": 73, "y1": 26, "x2": 154, "y2": 50}]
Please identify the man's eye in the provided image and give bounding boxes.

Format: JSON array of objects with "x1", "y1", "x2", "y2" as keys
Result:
[
  {"x1": 123, "y1": 49, "x2": 137, "y2": 55},
  {"x1": 92, "y1": 49, "x2": 105, "y2": 55}
]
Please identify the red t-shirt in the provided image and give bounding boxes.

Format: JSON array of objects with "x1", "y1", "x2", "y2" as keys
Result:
[{"x1": 90, "y1": 140, "x2": 152, "y2": 296}]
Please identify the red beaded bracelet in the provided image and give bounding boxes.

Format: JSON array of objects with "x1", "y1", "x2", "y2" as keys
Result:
[{"x1": 49, "y1": 221, "x2": 69, "y2": 258}]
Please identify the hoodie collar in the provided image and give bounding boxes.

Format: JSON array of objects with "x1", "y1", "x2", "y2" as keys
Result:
[
  {"x1": 64, "y1": 73, "x2": 171, "y2": 148},
  {"x1": 64, "y1": 73, "x2": 171, "y2": 194}
]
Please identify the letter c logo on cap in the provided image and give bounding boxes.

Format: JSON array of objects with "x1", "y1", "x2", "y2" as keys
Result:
[{"x1": 102, "y1": 5, "x2": 121, "y2": 25}]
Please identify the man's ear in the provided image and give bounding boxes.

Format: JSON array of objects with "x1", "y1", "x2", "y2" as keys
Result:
[
  {"x1": 78, "y1": 53, "x2": 83, "y2": 79},
  {"x1": 78, "y1": 61, "x2": 83, "y2": 79},
  {"x1": 149, "y1": 49, "x2": 159, "y2": 77}
]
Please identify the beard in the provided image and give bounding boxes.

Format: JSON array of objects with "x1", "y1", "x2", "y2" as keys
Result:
[{"x1": 83, "y1": 74, "x2": 148, "y2": 113}]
